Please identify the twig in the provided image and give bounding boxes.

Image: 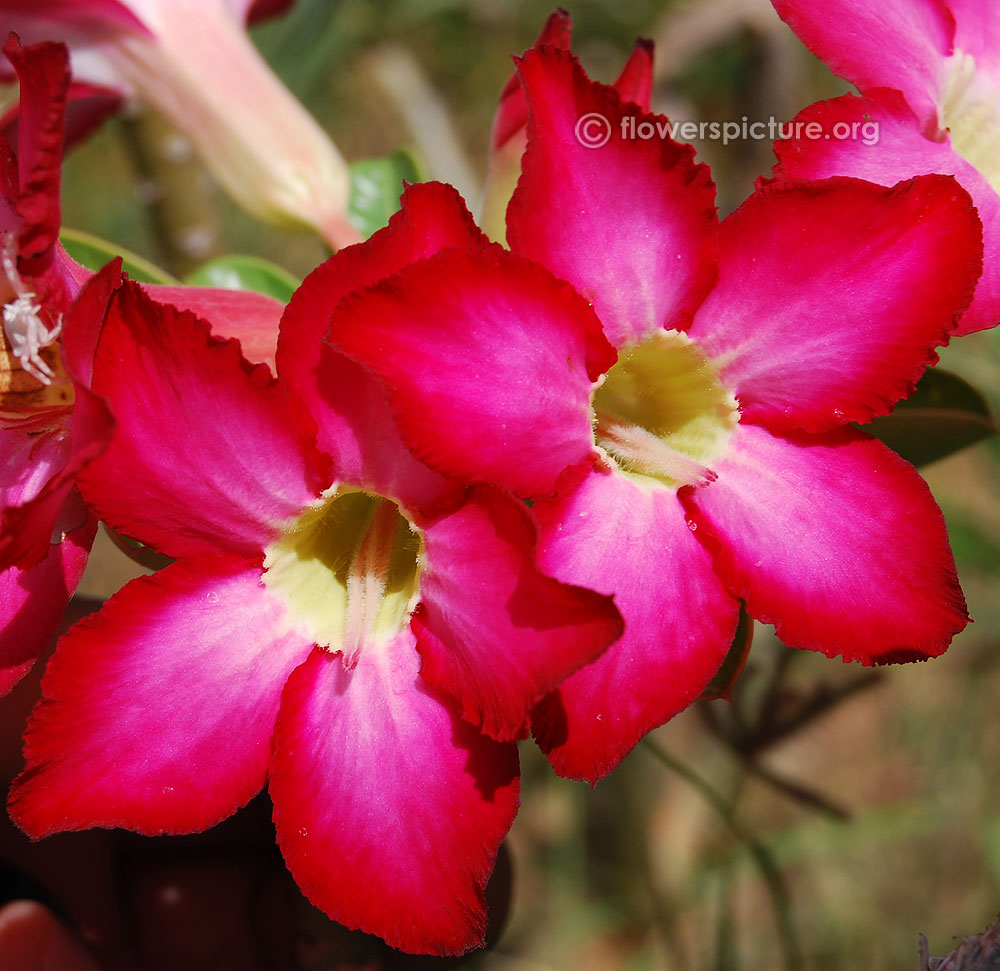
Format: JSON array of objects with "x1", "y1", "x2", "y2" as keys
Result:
[{"x1": 642, "y1": 737, "x2": 804, "y2": 971}]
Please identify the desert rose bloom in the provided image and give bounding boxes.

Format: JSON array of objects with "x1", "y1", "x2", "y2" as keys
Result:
[
  {"x1": 323, "y1": 45, "x2": 983, "y2": 783},
  {"x1": 768, "y1": 0, "x2": 1000, "y2": 334},
  {"x1": 0, "y1": 35, "x2": 295, "y2": 695},
  {"x1": 9, "y1": 182, "x2": 623, "y2": 954},
  {"x1": 480, "y1": 8, "x2": 653, "y2": 240},
  {"x1": 0, "y1": 0, "x2": 358, "y2": 248}
]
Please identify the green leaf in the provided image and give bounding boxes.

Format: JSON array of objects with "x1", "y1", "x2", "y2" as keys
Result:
[
  {"x1": 60, "y1": 227, "x2": 177, "y2": 284},
  {"x1": 700, "y1": 603, "x2": 753, "y2": 701},
  {"x1": 348, "y1": 149, "x2": 423, "y2": 239},
  {"x1": 863, "y1": 368, "x2": 998, "y2": 467},
  {"x1": 183, "y1": 254, "x2": 299, "y2": 303}
]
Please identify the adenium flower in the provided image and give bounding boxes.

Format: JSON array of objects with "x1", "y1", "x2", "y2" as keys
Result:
[
  {"x1": 0, "y1": 0, "x2": 358, "y2": 248},
  {"x1": 9, "y1": 181, "x2": 623, "y2": 954},
  {"x1": 768, "y1": 0, "x2": 1000, "y2": 334},
  {"x1": 322, "y1": 44, "x2": 983, "y2": 782},
  {"x1": 0, "y1": 34, "x2": 294, "y2": 696}
]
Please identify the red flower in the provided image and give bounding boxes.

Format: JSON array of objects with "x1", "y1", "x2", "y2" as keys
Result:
[
  {"x1": 10, "y1": 183, "x2": 623, "y2": 954},
  {"x1": 322, "y1": 43, "x2": 983, "y2": 782}
]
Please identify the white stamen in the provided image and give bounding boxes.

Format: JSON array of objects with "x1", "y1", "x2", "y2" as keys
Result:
[{"x1": 2, "y1": 245, "x2": 62, "y2": 386}]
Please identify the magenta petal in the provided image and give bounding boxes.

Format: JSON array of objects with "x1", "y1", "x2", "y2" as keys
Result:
[
  {"x1": 0, "y1": 427, "x2": 72, "y2": 571},
  {"x1": 612, "y1": 38, "x2": 654, "y2": 110},
  {"x1": 530, "y1": 463, "x2": 738, "y2": 782},
  {"x1": 10, "y1": 554, "x2": 315, "y2": 837},
  {"x1": 949, "y1": 0, "x2": 1000, "y2": 66},
  {"x1": 771, "y1": 88, "x2": 1000, "y2": 336},
  {"x1": 489, "y1": 9, "x2": 572, "y2": 151},
  {"x1": 329, "y1": 246, "x2": 613, "y2": 499},
  {"x1": 270, "y1": 640, "x2": 520, "y2": 956},
  {"x1": 0, "y1": 1, "x2": 149, "y2": 37},
  {"x1": 142, "y1": 284, "x2": 285, "y2": 371},
  {"x1": 684, "y1": 423, "x2": 969, "y2": 664},
  {"x1": 689, "y1": 176, "x2": 982, "y2": 432},
  {"x1": 412, "y1": 484, "x2": 623, "y2": 742},
  {"x1": 279, "y1": 181, "x2": 481, "y2": 510},
  {"x1": 0, "y1": 80, "x2": 122, "y2": 156},
  {"x1": 771, "y1": 0, "x2": 955, "y2": 132},
  {"x1": 507, "y1": 47, "x2": 718, "y2": 347},
  {"x1": 0, "y1": 387, "x2": 112, "y2": 571},
  {"x1": 0, "y1": 514, "x2": 94, "y2": 697},
  {"x1": 78, "y1": 281, "x2": 327, "y2": 559},
  {"x1": 0, "y1": 425, "x2": 69, "y2": 513},
  {"x1": 3, "y1": 36, "x2": 69, "y2": 266}
]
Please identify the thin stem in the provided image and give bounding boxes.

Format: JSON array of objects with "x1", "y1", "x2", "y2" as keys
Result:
[{"x1": 642, "y1": 737, "x2": 804, "y2": 971}]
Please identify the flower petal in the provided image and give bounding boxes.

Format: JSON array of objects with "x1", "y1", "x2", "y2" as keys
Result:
[
  {"x1": 411, "y1": 484, "x2": 623, "y2": 742},
  {"x1": 683, "y1": 422, "x2": 968, "y2": 664},
  {"x1": 0, "y1": 425, "x2": 68, "y2": 515},
  {"x1": 3, "y1": 36, "x2": 69, "y2": 266},
  {"x1": 9, "y1": 553, "x2": 315, "y2": 837},
  {"x1": 270, "y1": 639, "x2": 519, "y2": 956},
  {"x1": 0, "y1": 80, "x2": 122, "y2": 156},
  {"x1": 328, "y1": 246, "x2": 613, "y2": 499},
  {"x1": 0, "y1": 389, "x2": 112, "y2": 571},
  {"x1": 77, "y1": 281, "x2": 327, "y2": 560},
  {"x1": 688, "y1": 176, "x2": 982, "y2": 433},
  {"x1": 530, "y1": 462, "x2": 738, "y2": 782},
  {"x1": 279, "y1": 181, "x2": 481, "y2": 511},
  {"x1": 612, "y1": 37, "x2": 654, "y2": 111},
  {"x1": 948, "y1": 0, "x2": 1000, "y2": 66},
  {"x1": 771, "y1": 88, "x2": 1000, "y2": 336},
  {"x1": 0, "y1": 513, "x2": 94, "y2": 697},
  {"x1": 0, "y1": 2, "x2": 149, "y2": 39},
  {"x1": 507, "y1": 47, "x2": 718, "y2": 347},
  {"x1": 0, "y1": 427, "x2": 70, "y2": 570},
  {"x1": 771, "y1": 0, "x2": 955, "y2": 132},
  {"x1": 489, "y1": 9, "x2": 572, "y2": 152},
  {"x1": 142, "y1": 284, "x2": 284, "y2": 372}
]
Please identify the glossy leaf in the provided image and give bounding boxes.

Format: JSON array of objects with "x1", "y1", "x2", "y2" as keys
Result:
[
  {"x1": 60, "y1": 227, "x2": 178, "y2": 284},
  {"x1": 347, "y1": 150, "x2": 424, "y2": 239},
  {"x1": 864, "y1": 368, "x2": 998, "y2": 467},
  {"x1": 183, "y1": 254, "x2": 299, "y2": 303}
]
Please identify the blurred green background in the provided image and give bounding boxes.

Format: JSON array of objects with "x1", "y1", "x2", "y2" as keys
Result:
[{"x1": 51, "y1": 1, "x2": 1000, "y2": 968}]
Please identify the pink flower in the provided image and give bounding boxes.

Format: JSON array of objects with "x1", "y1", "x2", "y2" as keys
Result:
[
  {"x1": 321, "y1": 45, "x2": 983, "y2": 782},
  {"x1": 9, "y1": 181, "x2": 623, "y2": 954},
  {"x1": 0, "y1": 0, "x2": 357, "y2": 248},
  {"x1": 768, "y1": 0, "x2": 1000, "y2": 334},
  {"x1": 0, "y1": 34, "x2": 305, "y2": 695}
]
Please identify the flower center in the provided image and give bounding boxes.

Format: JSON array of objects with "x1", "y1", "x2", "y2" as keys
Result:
[
  {"x1": 262, "y1": 489, "x2": 422, "y2": 666},
  {"x1": 941, "y1": 49, "x2": 1000, "y2": 193},
  {"x1": 1, "y1": 241, "x2": 73, "y2": 431},
  {"x1": 592, "y1": 330, "x2": 738, "y2": 490}
]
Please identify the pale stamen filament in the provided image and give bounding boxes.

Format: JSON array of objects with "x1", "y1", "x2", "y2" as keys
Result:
[
  {"x1": 342, "y1": 500, "x2": 404, "y2": 669},
  {"x1": 2, "y1": 244, "x2": 63, "y2": 386},
  {"x1": 594, "y1": 409, "x2": 718, "y2": 489}
]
